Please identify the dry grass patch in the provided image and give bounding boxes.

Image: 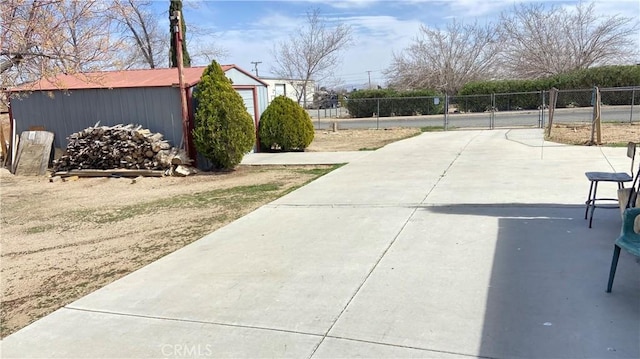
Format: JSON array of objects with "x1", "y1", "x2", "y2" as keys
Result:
[
  {"x1": 308, "y1": 127, "x2": 422, "y2": 152},
  {"x1": 547, "y1": 123, "x2": 640, "y2": 146}
]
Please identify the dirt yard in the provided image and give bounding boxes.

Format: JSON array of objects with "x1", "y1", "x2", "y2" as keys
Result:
[
  {"x1": 307, "y1": 127, "x2": 420, "y2": 151},
  {"x1": 0, "y1": 127, "x2": 420, "y2": 338},
  {"x1": 547, "y1": 122, "x2": 640, "y2": 145}
]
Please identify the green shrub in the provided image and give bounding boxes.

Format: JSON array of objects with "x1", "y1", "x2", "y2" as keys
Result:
[
  {"x1": 259, "y1": 96, "x2": 314, "y2": 151},
  {"x1": 193, "y1": 60, "x2": 255, "y2": 170},
  {"x1": 345, "y1": 89, "x2": 443, "y2": 118},
  {"x1": 458, "y1": 79, "x2": 550, "y2": 112},
  {"x1": 458, "y1": 65, "x2": 640, "y2": 111}
]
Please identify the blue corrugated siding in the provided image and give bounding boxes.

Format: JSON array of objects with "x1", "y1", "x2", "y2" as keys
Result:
[
  {"x1": 10, "y1": 79, "x2": 268, "y2": 170},
  {"x1": 11, "y1": 87, "x2": 184, "y2": 149},
  {"x1": 225, "y1": 68, "x2": 264, "y2": 86}
]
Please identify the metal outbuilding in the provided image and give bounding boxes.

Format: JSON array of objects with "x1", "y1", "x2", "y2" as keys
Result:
[{"x1": 8, "y1": 65, "x2": 269, "y2": 165}]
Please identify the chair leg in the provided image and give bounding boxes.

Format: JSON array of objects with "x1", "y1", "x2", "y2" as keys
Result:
[
  {"x1": 606, "y1": 245, "x2": 621, "y2": 293},
  {"x1": 585, "y1": 181, "x2": 595, "y2": 220},
  {"x1": 588, "y1": 181, "x2": 599, "y2": 228}
]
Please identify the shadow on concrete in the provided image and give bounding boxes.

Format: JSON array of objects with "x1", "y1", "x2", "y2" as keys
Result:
[{"x1": 427, "y1": 203, "x2": 640, "y2": 359}]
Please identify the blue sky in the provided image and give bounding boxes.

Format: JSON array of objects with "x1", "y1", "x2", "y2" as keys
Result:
[{"x1": 161, "y1": 0, "x2": 640, "y2": 88}]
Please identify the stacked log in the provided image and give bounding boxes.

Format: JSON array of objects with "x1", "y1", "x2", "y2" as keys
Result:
[{"x1": 53, "y1": 124, "x2": 191, "y2": 172}]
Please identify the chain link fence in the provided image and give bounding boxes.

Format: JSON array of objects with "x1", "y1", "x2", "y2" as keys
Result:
[
  {"x1": 601, "y1": 87, "x2": 640, "y2": 123},
  {"x1": 551, "y1": 88, "x2": 640, "y2": 125},
  {"x1": 307, "y1": 87, "x2": 640, "y2": 130}
]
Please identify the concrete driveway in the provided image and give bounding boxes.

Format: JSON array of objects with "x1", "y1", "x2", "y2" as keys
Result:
[{"x1": 2, "y1": 129, "x2": 639, "y2": 358}]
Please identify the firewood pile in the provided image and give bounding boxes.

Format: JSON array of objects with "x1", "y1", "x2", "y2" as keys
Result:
[{"x1": 53, "y1": 124, "x2": 193, "y2": 176}]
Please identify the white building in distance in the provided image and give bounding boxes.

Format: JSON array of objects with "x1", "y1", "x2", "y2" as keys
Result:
[{"x1": 260, "y1": 77, "x2": 315, "y2": 108}]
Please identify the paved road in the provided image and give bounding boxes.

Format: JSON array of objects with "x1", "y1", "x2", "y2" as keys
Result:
[{"x1": 312, "y1": 106, "x2": 639, "y2": 130}]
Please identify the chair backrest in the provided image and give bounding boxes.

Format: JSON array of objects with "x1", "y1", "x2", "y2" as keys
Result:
[
  {"x1": 627, "y1": 142, "x2": 636, "y2": 176},
  {"x1": 624, "y1": 154, "x2": 640, "y2": 211},
  {"x1": 620, "y1": 208, "x2": 640, "y2": 244}
]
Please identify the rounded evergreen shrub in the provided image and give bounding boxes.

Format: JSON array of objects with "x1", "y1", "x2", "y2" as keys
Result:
[
  {"x1": 259, "y1": 96, "x2": 314, "y2": 151},
  {"x1": 193, "y1": 60, "x2": 255, "y2": 170}
]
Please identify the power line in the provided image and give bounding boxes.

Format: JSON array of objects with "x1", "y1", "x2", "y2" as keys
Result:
[{"x1": 337, "y1": 68, "x2": 385, "y2": 77}]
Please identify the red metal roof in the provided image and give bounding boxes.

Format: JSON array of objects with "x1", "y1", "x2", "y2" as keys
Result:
[{"x1": 11, "y1": 65, "x2": 238, "y2": 91}]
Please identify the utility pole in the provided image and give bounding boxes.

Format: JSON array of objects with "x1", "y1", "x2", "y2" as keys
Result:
[
  {"x1": 366, "y1": 70, "x2": 372, "y2": 89},
  {"x1": 251, "y1": 61, "x2": 262, "y2": 77},
  {"x1": 171, "y1": 10, "x2": 191, "y2": 160}
]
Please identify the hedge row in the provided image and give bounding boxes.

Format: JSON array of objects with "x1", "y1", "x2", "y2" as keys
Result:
[
  {"x1": 457, "y1": 65, "x2": 640, "y2": 112},
  {"x1": 345, "y1": 89, "x2": 443, "y2": 117}
]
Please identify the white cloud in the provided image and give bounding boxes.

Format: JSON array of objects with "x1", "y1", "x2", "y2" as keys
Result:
[
  {"x1": 203, "y1": 11, "x2": 424, "y2": 85},
  {"x1": 253, "y1": 12, "x2": 305, "y2": 31},
  {"x1": 440, "y1": 0, "x2": 528, "y2": 19},
  {"x1": 302, "y1": 0, "x2": 381, "y2": 9},
  {"x1": 326, "y1": 15, "x2": 424, "y2": 86}
]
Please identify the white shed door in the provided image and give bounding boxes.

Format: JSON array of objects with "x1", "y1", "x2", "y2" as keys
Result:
[
  {"x1": 236, "y1": 89, "x2": 255, "y2": 123},
  {"x1": 275, "y1": 84, "x2": 286, "y2": 97}
]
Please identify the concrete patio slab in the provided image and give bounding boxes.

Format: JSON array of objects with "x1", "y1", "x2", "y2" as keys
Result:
[
  {"x1": 271, "y1": 131, "x2": 481, "y2": 206},
  {"x1": 64, "y1": 206, "x2": 414, "y2": 335},
  {"x1": 312, "y1": 338, "x2": 469, "y2": 358},
  {"x1": 0, "y1": 308, "x2": 322, "y2": 358},
  {"x1": 327, "y1": 207, "x2": 639, "y2": 359}
]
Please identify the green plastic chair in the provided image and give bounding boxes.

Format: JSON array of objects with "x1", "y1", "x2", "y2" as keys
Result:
[{"x1": 606, "y1": 207, "x2": 640, "y2": 292}]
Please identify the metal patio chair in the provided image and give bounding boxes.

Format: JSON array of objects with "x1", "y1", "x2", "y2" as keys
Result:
[
  {"x1": 606, "y1": 207, "x2": 640, "y2": 292},
  {"x1": 584, "y1": 142, "x2": 636, "y2": 228}
]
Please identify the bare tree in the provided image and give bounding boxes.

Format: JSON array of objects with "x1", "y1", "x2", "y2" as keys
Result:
[
  {"x1": 386, "y1": 20, "x2": 501, "y2": 95},
  {"x1": 1, "y1": 0, "x2": 123, "y2": 92},
  {"x1": 271, "y1": 9, "x2": 352, "y2": 107},
  {"x1": 186, "y1": 24, "x2": 229, "y2": 65},
  {"x1": 499, "y1": 2, "x2": 638, "y2": 78},
  {"x1": 50, "y1": 0, "x2": 121, "y2": 73},
  {"x1": 2, "y1": 0, "x2": 60, "y2": 81},
  {"x1": 109, "y1": 0, "x2": 226, "y2": 69},
  {"x1": 109, "y1": 0, "x2": 167, "y2": 69},
  {"x1": 177, "y1": 1, "x2": 227, "y2": 65}
]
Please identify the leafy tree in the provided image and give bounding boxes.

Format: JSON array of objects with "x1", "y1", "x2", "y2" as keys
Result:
[
  {"x1": 259, "y1": 96, "x2": 314, "y2": 151},
  {"x1": 193, "y1": 60, "x2": 254, "y2": 169},
  {"x1": 169, "y1": 0, "x2": 190, "y2": 68}
]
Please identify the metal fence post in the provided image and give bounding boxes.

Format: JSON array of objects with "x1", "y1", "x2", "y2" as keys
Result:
[
  {"x1": 444, "y1": 94, "x2": 449, "y2": 131},
  {"x1": 540, "y1": 90, "x2": 546, "y2": 129},
  {"x1": 538, "y1": 91, "x2": 542, "y2": 128},
  {"x1": 631, "y1": 88, "x2": 635, "y2": 124},
  {"x1": 490, "y1": 93, "x2": 495, "y2": 129},
  {"x1": 376, "y1": 98, "x2": 380, "y2": 130}
]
